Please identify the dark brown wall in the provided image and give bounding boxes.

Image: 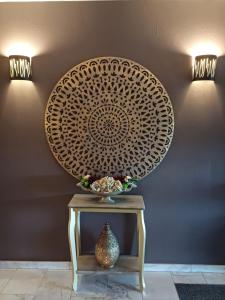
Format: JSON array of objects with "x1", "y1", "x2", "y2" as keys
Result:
[{"x1": 0, "y1": 0, "x2": 225, "y2": 263}]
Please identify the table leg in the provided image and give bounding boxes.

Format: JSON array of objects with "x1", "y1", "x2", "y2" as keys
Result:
[
  {"x1": 75, "y1": 211, "x2": 81, "y2": 257},
  {"x1": 137, "y1": 210, "x2": 146, "y2": 292},
  {"x1": 68, "y1": 208, "x2": 78, "y2": 291}
]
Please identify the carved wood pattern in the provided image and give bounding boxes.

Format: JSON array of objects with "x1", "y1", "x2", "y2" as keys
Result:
[{"x1": 45, "y1": 57, "x2": 174, "y2": 179}]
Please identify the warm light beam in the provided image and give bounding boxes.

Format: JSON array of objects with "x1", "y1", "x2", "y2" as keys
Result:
[{"x1": 3, "y1": 42, "x2": 36, "y2": 57}]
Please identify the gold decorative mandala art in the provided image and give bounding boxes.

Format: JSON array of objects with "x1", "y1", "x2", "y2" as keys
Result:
[{"x1": 45, "y1": 57, "x2": 174, "y2": 179}]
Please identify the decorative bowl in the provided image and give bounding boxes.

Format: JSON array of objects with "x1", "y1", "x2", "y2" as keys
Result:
[{"x1": 77, "y1": 182, "x2": 137, "y2": 203}]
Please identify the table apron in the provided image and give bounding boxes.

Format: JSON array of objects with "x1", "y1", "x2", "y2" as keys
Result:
[{"x1": 70, "y1": 208, "x2": 142, "y2": 214}]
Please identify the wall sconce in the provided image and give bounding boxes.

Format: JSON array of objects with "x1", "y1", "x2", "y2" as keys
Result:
[
  {"x1": 193, "y1": 55, "x2": 217, "y2": 81},
  {"x1": 9, "y1": 55, "x2": 32, "y2": 80}
]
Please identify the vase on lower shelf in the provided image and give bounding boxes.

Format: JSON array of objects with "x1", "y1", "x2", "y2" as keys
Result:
[{"x1": 95, "y1": 223, "x2": 120, "y2": 269}]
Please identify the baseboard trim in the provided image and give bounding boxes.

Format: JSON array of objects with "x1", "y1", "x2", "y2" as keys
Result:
[
  {"x1": 1, "y1": 261, "x2": 225, "y2": 273},
  {"x1": 0, "y1": 261, "x2": 71, "y2": 270},
  {"x1": 144, "y1": 264, "x2": 225, "y2": 273}
]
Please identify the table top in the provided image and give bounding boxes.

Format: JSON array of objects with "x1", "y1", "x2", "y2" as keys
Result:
[{"x1": 68, "y1": 194, "x2": 145, "y2": 210}]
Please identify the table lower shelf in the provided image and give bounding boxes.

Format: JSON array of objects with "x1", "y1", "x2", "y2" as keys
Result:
[{"x1": 77, "y1": 255, "x2": 139, "y2": 274}]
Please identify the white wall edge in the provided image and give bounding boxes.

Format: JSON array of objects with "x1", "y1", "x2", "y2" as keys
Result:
[
  {"x1": 0, "y1": 261, "x2": 71, "y2": 270},
  {"x1": 144, "y1": 264, "x2": 225, "y2": 273},
  {"x1": 1, "y1": 261, "x2": 225, "y2": 273}
]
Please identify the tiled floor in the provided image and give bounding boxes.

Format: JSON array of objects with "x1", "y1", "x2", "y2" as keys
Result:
[{"x1": 0, "y1": 269, "x2": 224, "y2": 300}]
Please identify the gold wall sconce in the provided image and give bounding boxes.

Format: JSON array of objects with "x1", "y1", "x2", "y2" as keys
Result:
[
  {"x1": 193, "y1": 55, "x2": 217, "y2": 81},
  {"x1": 9, "y1": 55, "x2": 32, "y2": 80}
]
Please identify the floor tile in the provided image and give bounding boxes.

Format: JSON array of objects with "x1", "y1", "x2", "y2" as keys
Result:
[
  {"x1": 71, "y1": 274, "x2": 108, "y2": 297},
  {"x1": 203, "y1": 272, "x2": 225, "y2": 284},
  {"x1": 71, "y1": 297, "x2": 105, "y2": 300},
  {"x1": 33, "y1": 294, "x2": 69, "y2": 300},
  {"x1": 0, "y1": 270, "x2": 15, "y2": 292},
  {"x1": 3, "y1": 269, "x2": 225, "y2": 300},
  {"x1": 143, "y1": 272, "x2": 179, "y2": 300},
  {"x1": 2, "y1": 269, "x2": 45, "y2": 295},
  {"x1": 34, "y1": 270, "x2": 72, "y2": 300},
  {"x1": 71, "y1": 296, "x2": 105, "y2": 300},
  {"x1": 0, "y1": 295, "x2": 34, "y2": 300},
  {"x1": 106, "y1": 274, "x2": 142, "y2": 300},
  {"x1": 108, "y1": 273, "x2": 138, "y2": 290},
  {"x1": 172, "y1": 272, "x2": 206, "y2": 284}
]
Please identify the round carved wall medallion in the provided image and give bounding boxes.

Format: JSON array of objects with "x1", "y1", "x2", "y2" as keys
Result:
[{"x1": 45, "y1": 57, "x2": 174, "y2": 179}]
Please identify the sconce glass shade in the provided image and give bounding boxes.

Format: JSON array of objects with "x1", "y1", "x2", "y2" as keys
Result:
[
  {"x1": 9, "y1": 55, "x2": 32, "y2": 80},
  {"x1": 193, "y1": 55, "x2": 217, "y2": 81}
]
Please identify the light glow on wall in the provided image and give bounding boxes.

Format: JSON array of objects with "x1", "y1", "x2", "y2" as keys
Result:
[
  {"x1": 190, "y1": 42, "x2": 221, "y2": 57},
  {"x1": 190, "y1": 42, "x2": 220, "y2": 65},
  {"x1": 3, "y1": 42, "x2": 36, "y2": 57}
]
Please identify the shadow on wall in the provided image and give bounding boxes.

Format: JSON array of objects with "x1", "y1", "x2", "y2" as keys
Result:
[
  {"x1": 0, "y1": 55, "x2": 10, "y2": 110},
  {"x1": 0, "y1": 55, "x2": 10, "y2": 83},
  {"x1": 215, "y1": 55, "x2": 225, "y2": 114}
]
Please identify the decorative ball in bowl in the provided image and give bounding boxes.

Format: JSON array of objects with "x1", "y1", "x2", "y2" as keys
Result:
[{"x1": 77, "y1": 175, "x2": 138, "y2": 203}]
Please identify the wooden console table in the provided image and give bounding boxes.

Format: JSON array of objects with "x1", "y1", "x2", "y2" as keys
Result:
[{"x1": 68, "y1": 194, "x2": 146, "y2": 292}]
